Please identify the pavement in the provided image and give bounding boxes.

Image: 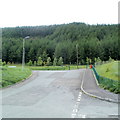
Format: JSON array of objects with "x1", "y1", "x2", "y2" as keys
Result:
[
  {"x1": 81, "y1": 69, "x2": 119, "y2": 103},
  {"x1": 0, "y1": 69, "x2": 119, "y2": 118}
]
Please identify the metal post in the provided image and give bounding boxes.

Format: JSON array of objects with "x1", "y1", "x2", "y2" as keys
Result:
[
  {"x1": 76, "y1": 44, "x2": 78, "y2": 69},
  {"x1": 22, "y1": 36, "x2": 30, "y2": 71},
  {"x1": 22, "y1": 38, "x2": 25, "y2": 71}
]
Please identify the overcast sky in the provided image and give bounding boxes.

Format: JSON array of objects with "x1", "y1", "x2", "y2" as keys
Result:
[{"x1": 0, "y1": 0, "x2": 119, "y2": 27}]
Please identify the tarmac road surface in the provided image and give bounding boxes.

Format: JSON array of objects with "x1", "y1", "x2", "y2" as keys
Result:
[{"x1": 0, "y1": 69, "x2": 119, "y2": 118}]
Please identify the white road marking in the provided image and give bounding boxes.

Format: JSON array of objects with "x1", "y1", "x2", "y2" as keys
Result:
[
  {"x1": 71, "y1": 113, "x2": 76, "y2": 118},
  {"x1": 78, "y1": 96, "x2": 81, "y2": 99},
  {"x1": 77, "y1": 99, "x2": 81, "y2": 102},
  {"x1": 78, "y1": 114, "x2": 86, "y2": 118},
  {"x1": 71, "y1": 70, "x2": 86, "y2": 118},
  {"x1": 71, "y1": 91, "x2": 82, "y2": 118},
  {"x1": 73, "y1": 109, "x2": 78, "y2": 112}
]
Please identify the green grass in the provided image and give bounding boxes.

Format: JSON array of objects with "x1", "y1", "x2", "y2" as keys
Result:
[
  {"x1": 1, "y1": 66, "x2": 31, "y2": 88},
  {"x1": 96, "y1": 61, "x2": 119, "y2": 81},
  {"x1": 27, "y1": 65, "x2": 86, "y2": 70},
  {"x1": 95, "y1": 61, "x2": 120, "y2": 93}
]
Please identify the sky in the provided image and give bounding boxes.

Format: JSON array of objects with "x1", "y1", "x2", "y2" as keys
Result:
[{"x1": 0, "y1": 0, "x2": 119, "y2": 27}]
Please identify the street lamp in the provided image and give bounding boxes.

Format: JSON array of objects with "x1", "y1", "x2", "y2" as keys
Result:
[
  {"x1": 22, "y1": 36, "x2": 30, "y2": 70},
  {"x1": 76, "y1": 44, "x2": 78, "y2": 69}
]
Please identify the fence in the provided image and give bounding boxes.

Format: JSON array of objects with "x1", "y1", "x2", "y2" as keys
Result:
[{"x1": 92, "y1": 65, "x2": 119, "y2": 93}]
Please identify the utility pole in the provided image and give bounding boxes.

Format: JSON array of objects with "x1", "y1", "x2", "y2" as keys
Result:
[
  {"x1": 22, "y1": 38, "x2": 25, "y2": 71},
  {"x1": 76, "y1": 44, "x2": 78, "y2": 69},
  {"x1": 22, "y1": 36, "x2": 30, "y2": 71}
]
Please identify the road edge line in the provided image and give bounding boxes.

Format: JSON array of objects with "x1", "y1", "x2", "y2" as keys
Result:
[{"x1": 80, "y1": 69, "x2": 119, "y2": 103}]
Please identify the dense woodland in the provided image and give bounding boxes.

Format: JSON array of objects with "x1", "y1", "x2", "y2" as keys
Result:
[{"x1": 2, "y1": 22, "x2": 119, "y2": 65}]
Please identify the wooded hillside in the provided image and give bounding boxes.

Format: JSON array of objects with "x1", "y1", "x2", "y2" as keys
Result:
[{"x1": 2, "y1": 22, "x2": 119, "y2": 64}]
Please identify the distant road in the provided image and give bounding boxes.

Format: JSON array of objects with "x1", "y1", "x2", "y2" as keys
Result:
[{"x1": 1, "y1": 69, "x2": 118, "y2": 118}]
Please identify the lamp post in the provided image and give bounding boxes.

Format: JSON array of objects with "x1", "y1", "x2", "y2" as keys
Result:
[
  {"x1": 76, "y1": 44, "x2": 78, "y2": 69},
  {"x1": 22, "y1": 36, "x2": 30, "y2": 70}
]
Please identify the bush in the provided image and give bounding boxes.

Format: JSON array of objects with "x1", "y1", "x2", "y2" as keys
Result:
[
  {"x1": 2, "y1": 61, "x2": 6, "y2": 66},
  {"x1": 27, "y1": 60, "x2": 33, "y2": 66},
  {"x1": 109, "y1": 87, "x2": 116, "y2": 92},
  {"x1": 34, "y1": 61, "x2": 37, "y2": 66},
  {"x1": 7, "y1": 62, "x2": 11, "y2": 65},
  {"x1": 53, "y1": 57, "x2": 57, "y2": 66},
  {"x1": 37, "y1": 57, "x2": 43, "y2": 66},
  {"x1": 109, "y1": 56, "x2": 114, "y2": 62},
  {"x1": 95, "y1": 57, "x2": 102, "y2": 65},
  {"x1": 58, "y1": 57, "x2": 63, "y2": 66},
  {"x1": 46, "y1": 57, "x2": 52, "y2": 66},
  {"x1": 106, "y1": 68, "x2": 110, "y2": 72}
]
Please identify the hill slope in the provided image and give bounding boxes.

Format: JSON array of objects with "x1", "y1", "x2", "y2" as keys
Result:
[{"x1": 2, "y1": 22, "x2": 119, "y2": 64}]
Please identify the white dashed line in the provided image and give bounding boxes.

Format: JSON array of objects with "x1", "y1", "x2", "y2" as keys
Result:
[
  {"x1": 71, "y1": 91, "x2": 82, "y2": 118},
  {"x1": 78, "y1": 114, "x2": 86, "y2": 118},
  {"x1": 71, "y1": 70, "x2": 86, "y2": 118}
]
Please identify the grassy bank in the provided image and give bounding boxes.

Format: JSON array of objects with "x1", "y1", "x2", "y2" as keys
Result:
[
  {"x1": 96, "y1": 61, "x2": 119, "y2": 81},
  {"x1": 1, "y1": 66, "x2": 31, "y2": 88},
  {"x1": 95, "y1": 61, "x2": 120, "y2": 93}
]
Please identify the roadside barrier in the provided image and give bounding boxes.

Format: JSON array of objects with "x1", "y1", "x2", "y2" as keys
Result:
[{"x1": 92, "y1": 65, "x2": 120, "y2": 93}]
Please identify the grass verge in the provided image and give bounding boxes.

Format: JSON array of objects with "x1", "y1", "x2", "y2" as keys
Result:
[
  {"x1": 1, "y1": 66, "x2": 31, "y2": 88},
  {"x1": 95, "y1": 61, "x2": 120, "y2": 94},
  {"x1": 96, "y1": 61, "x2": 119, "y2": 81}
]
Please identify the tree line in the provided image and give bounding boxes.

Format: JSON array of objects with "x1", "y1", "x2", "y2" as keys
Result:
[
  {"x1": 2, "y1": 22, "x2": 119, "y2": 65},
  {"x1": 27, "y1": 56, "x2": 63, "y2": 66}
]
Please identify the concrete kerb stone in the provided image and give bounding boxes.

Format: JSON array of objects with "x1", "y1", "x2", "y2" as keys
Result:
[{"x1": 81, "y1": 69, "x2": 119, "y2": 103}]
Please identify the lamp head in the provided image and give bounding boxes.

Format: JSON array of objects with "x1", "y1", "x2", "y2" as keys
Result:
[{"x1": 24, "y1": 36, "x2": 30, "y2": 39}]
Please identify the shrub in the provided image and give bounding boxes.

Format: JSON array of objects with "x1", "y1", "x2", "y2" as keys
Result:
[
  {"x1": 7, "y1": 62, "x2": 11, "y2": 65},
  {"x1": 34, "y1": 61, "x2": 37, "y2": 66},
  {"x1": 58, "y1": 57, "x2": 63, "y2": 66},
  {"x1": 109, "y1": 56, "x2": 114, "y2": 62},
  {"x1": 95, "y1": 57, "x2": 102, "y2": 65},
  {"x1": 106, "y1": 68, "x2": 110, "y2": 72},
  {"x1": 27, "y1": 60, "x2": 33, "y2": 66},
  {"x1": 53, "y1": 57, "x2": 57, "y2": 66},
  {"x1": 37, "y1": 57, "x2": 43, "y2": 66},
  {"x1": 2, "y1": 61, "x2": 6, "y2": 66},
  {"x1": 46, "y1": 57, "x2": 52, "y2": 66}
]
